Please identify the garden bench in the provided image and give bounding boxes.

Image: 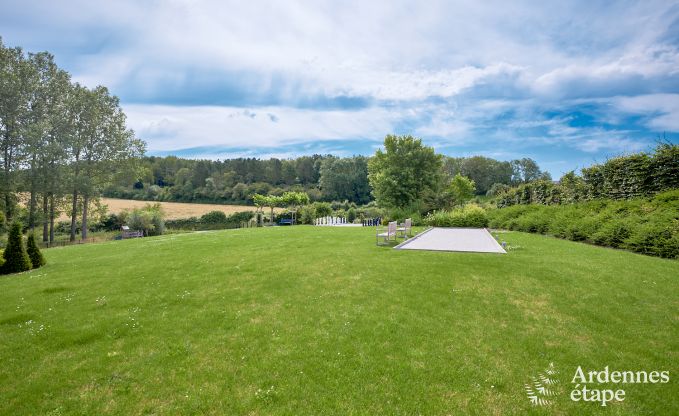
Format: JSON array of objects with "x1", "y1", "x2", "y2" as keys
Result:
[
  {"x1": 121, "y1": 225, "x2": 143, "y2": 239},
  {"x1": 279, "y1": 218, "x2": 295, "y2": 225}
]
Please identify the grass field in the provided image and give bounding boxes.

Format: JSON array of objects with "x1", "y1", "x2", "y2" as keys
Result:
[
  {"x1": 0, "y1": 226, "x2": 677, "y2": 414},
  {"x1": 66, "y1": 198, "x2": 270, "y2": 221}
]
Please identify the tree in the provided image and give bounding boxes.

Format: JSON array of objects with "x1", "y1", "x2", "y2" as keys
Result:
[
  {"x1": 319, "y1": 156, "x2": 371, "y2": 204},
  {"x1": 0, "y1": 40, "x2": 30, "y2": 221},
  {"x1": 448, "y1": 174, "x2": 476, "y2": 206},
  {"x1": 443, "y1": 156, "x2": 514, "y2": 194},
  {"x1": 25, "y1": 233, "x2": 45, "y2": 268},
  {"x1": 78, "y1": 87, "x2": 144, "y2": 239},
  {"x1": 511, "y1": 158, "x2": 546, "y2": 184},
  {"x1": 1, "y1": 221, "x2": 31, "y2": 274},
  {"x1": 253, "y1": 193, "x2": 280, "y2": 225},
  {"x1": 487, "y1": 183, "x2": 510, "y2": 197},
  {"x1": 368, "y1": 135, "x2": 442, "y2": 209}
]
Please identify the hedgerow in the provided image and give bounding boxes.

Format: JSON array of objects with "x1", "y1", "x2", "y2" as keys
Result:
[
  {"x1": 488, "y1": 190, "x2": 679, "y2": 258},
  {"x1": 496, "y1": 144, "x2": 679, "y2": 207},
  {"x1": 165, "y1": 211, "x2": 255, "y2": 231},
  {"x1": 424, "y1": 205, "x2": 489, "y2": 228}
]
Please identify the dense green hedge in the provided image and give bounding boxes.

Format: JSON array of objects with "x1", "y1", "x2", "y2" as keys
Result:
[
  {"x1": 424, "y1": 205, "x2": 489, "y2": 228},
  {"x1": 165, "y1": 211, "x2": 254, "y2": 231},
  {"x1": 488, "y1": 190, "x2": 679, "y2": 258},
  {"x1": 497, "y1": 144, "x2": 679, "y2": 207}
]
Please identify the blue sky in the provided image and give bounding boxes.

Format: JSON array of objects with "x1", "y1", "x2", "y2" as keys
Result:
[{"x1": 1, "y1": 0, "x2": 678, "y2": 176}]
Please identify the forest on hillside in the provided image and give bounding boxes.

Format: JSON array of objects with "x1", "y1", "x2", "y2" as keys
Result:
[{"x1": 104, "y1": 154, "x2": 551, "y2": 205}]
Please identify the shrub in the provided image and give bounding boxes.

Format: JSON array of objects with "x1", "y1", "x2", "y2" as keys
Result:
[
  {"x1": 314, "y1": 202, "x2": 333, "y2": 218},
  {"x1": 347, "y1": 208, "x2": 357, "y2": 223},
  {"x1": 165, "y1": 211, "x2": 254, "y2": 230},
  {"x1": 228, "y1": 211, "x2": 255, "y2": 224},
  {"x1": 487, "y1": 183, "x2": 510, "y2": 197},
  {"x1": 201, "y1": 211, "x2": 228, "y2": 224},
  {"x1": 424, "y1": 205, "x2": 489, "y2": 228},
  {"x1": 26, "y1": 233, "x2": 45, "y2": 268},
  {"x1": 298, "y1": 206, "x2": 315, "y2": 224},
  {"x1": 487, "y1": 191, "x2": 679, "y2": 258},
  {"x1": 591, "y1": 218, "x2": 634, "y2": 248},
  {"x1": 1, "y1": 221, "x2": 32, "y2": 274},
  {"x1": 513, "y1": 210, "x2": 551, "y2": 234},
  {"x1": 624, "y1": 220, "x2": 679, "y2": 259},
  {"x1": 127, "y1": 203, "x2": 165, "y2": 236},
  {"x1": 100, "y1": 213, "x2": 125, "y2": 231},
  {"x1": 386, "y1": 207, "x2": 423, "y2": 226},
  {"x1": 165, "y1": 217, "x2": 200, "y2": 230}
]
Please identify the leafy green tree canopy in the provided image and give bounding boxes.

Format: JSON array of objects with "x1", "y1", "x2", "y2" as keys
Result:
[
  {"x1": 368, "y1": 135, "x2": 442, "y2": 209},
  {"x1": 448, "y1": 174, "x2": 476, "y2": 206}
]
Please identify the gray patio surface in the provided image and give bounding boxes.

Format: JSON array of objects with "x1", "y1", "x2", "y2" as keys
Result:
[{"x1": 395, "y1": 227, "x2": 506, "y2": 253}]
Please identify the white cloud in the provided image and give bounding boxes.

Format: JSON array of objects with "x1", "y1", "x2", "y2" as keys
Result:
[
  {"x1": 124, "y1": 104, "x2": 400, "y2": 150},
  {"x1": 2, "y1": 0, "x2": 677, "y2": 171},
  {"x1": 614, "y1": 94, "x2": 679, "y2": 131}
]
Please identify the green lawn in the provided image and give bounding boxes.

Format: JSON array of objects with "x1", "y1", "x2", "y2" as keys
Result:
[{"x1": 0, "y1": 226, "x2": 677, "y2": 415}]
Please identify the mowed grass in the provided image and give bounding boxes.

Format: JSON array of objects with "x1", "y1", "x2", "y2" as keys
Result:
[{"x1": 0, "y1": 226, "x2": 677, "y2": 415}]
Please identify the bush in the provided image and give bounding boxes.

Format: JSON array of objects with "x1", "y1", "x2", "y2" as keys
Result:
[
  {"x1": 591, "y1": 218, "x2": 635, "y2": 248},
  {"x1": 127, "y1": 203, "x2": 165, "y2": 236},
  {"x1": 298, "y1": 206, "x2": 316, "y2": 224},
  {"x1": 347, "y1": 208, "x2": 357, "y2": 223},
  {"x1": 228, "y1": 211, "x2": 255, "y2": 224},
  {"x1": 624, "y1": 220, "x2": 679, "y2": 259},
  {"x1": 487, "y1": 191, "x2": 679, "y2": 258},
  {"x1": 424, "y1": 205, "x2": 489, "y2": 228},
  {"x1": 165, "y1": 211, "x2": 254, "y2": 231},
  {"x1": 1, "y1": 221, "x2": 32, "y2": 274},
  {"x1": 386, "y1": 207, "x2": 423, "y2": 226},
  {"x1": 201, "y1": 211, "x2": 228, "y2": 224},
  {"x1": 26, "y1": 233, "x2": 45, "y2": 268},
  {"x1": 100, "y1": 213, "x2": 125, "y2": 231},
  {"x1": 314, "y1": 202, "x2": 333, "y2": 218}
]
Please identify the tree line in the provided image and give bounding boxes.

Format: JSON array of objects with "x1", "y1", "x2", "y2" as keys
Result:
[
  {"x1": 0, "y1": 38, "x2": 144, "y2": 242},
  {"x1": 106, "y1": 152, "x2": 547, "y2": 207}
]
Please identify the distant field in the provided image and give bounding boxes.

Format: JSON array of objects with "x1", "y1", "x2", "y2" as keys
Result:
[{"x1": 100, "y1": 198, "x2": 270, "y2": 220}]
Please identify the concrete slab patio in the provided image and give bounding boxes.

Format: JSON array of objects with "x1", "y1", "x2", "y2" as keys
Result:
[{"x1": 395, "y1": 227, "x2": 506, "y2": 253}]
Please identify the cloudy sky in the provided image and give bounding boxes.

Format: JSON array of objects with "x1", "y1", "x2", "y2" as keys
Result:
[{"x1": 2, "y1": 0, "x2": 678, "y2": 176}]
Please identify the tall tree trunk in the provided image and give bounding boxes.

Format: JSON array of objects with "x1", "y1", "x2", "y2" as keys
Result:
[
  {"x1": 49, "y1": 195, "x2": 55, "y2": 243},
  {"x1": 3, "y1": 142, "x2": 12, "y2": 221},
  {"x1": 42, "y1": 194, "x2": 49, "y2": 242},
  {"x1": 69, "y1": 190, "x2": 78, "y2": 241},
  {"x1": 1, "y1": 125, "x2": 19, "y2": 222},
  {"x1": 69, "y1": 157, "x2": 80, "y2": 242},
  {"x1": 82, "y1": 194, "x2": 89, "y2": 240},
  {"x1": 28, "y1": 155, "x2": 37, "y2": 230}
]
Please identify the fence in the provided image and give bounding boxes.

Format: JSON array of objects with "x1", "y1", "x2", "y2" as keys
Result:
[{"x1": 39, "y1": 237, "x2": 102, "y2": 249}]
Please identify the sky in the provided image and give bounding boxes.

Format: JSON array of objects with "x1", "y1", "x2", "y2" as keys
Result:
[{"x1": 1, "y1": 0, "x2": 678, "y2": 177}]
